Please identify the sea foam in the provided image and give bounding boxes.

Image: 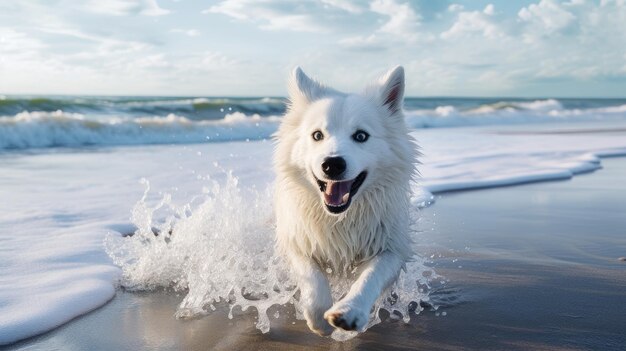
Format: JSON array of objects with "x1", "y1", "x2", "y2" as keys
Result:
[{"x1": 105, "y1": 173, "x2": 436, "y2": 339}]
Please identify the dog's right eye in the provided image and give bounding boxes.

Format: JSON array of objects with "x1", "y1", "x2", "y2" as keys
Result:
[{"x1": 312, "y1": 130, "x2": 324, "y2": 141}]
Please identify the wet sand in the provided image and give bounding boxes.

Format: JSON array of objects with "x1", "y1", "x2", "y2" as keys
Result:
[{"x1": 5, "y1": 159, "x2": 626, "y2": 351}]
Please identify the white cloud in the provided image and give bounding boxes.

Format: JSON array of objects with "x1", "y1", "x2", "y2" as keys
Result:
[
  {"x1": 483, "y1": 4, "x2": 495, "y2": 16},
  {"x1": 320, "y1": 0, "x2": 365, "y2": 13},
  {"x1": 170, "y1": 28, "x2": 200, "y2": 37},
  {"x1": 513, "y1": 0, "x2": 626, "y2": 83},
  {"x1": 203, "y1": 0, "x2": 248, "y2": 20},
  {"x1": 258, "y1": 14, "x2": 328, "y2": 32},
  {"x1": 600, "y1": 0, "x2": 626, "y2": 6},
  {"x1": 441, "y1": 7, "x2": 503, "y2": 39},
  {"x1": 205, "y1": 0, "x2": 421, "y2": 36},
  {"x1": 204, "y1": 0, "x2": 330, "y2": 33},
  {"x1": 85, "y1": 0, "x2": 170, "y2": 16},
  {"x1": 140, "y1": 0, "x2": 170, "y2": 16},
  {"x1": 370, "y1": 0, "x2": 421, "y2": 38},
  {"x1": 0, "y1": 28, "x2": 46, "y2": 55},
  {"x1": 448, "y1": 4, "x2": 464, "y2": 12},
  {"x1": 518, "y1": 0, "x2": 576, "y2": 32},
  {"x1": 339, "y1": 34, "x2": 388, "y2": 51},
  {"x1": 135, "y1": 54, "x2": 171, "y2": 69},
  {"x1": 39, "y1": 27, "x2": 150, "y2": 56},
  {"x1": 200, "y1": 51, "x2": 239, "y2": 69},
  {"x1": 339, "y1": 0, "x2": 423, "y2": 50}
]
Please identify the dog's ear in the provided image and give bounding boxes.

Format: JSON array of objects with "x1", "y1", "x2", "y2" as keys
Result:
[
  {"x1": 288, "y1": 67, "x2": 328, "y2": 106},
  {"x1": 375, "y1": 66, "x2": 405, "y2": 115}
]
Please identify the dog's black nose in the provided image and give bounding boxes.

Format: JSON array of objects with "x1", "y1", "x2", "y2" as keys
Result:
[{"x1": 322, "y1": 157, "x2": 346, "y2": 179}]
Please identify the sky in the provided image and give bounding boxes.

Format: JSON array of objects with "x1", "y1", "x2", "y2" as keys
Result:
[{"x1": 0, "y1": 0, "x2": 625, "y2": 97}]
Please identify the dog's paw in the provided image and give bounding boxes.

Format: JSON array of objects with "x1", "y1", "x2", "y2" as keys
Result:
[
  {"x1": 304, "y1": 308, "x2": 334, "y2": 336},
  {"x1": 324, "y1": 303, "x2": 369, "y2": 332},
  {"x1": 306, "y1": 318, "x2": 334, "y2": 337}
]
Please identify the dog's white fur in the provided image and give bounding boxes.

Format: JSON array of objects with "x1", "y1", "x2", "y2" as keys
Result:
[{"x1": 273, "y1": 66, "x2": 418, "y2": 336}]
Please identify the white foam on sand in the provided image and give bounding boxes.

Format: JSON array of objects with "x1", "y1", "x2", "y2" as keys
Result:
[
  {"x1": 2, "y1": 123, "x2": 626, "y2": 344},
  {"x1": 415, "y1": 126, "x2": 626, "y2": 195}
]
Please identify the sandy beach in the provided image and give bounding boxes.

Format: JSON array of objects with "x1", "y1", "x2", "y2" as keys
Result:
[{"x1": 4, "y1": 157, "x2": 625, "y2": 351}]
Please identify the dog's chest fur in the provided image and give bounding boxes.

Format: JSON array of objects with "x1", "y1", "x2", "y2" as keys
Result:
[{"x1": 275, "y1": 173, "x2": 413, "y2": 272}]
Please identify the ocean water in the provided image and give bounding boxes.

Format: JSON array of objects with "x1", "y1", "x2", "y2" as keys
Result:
[
  {"x1": 1, "y1": 95, "x2": 626, "y2": 345},
  {"x1": 1, "y1": 95, "x2": 626, "y2": 150}
]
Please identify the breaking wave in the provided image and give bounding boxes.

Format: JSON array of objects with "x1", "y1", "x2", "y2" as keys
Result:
[
  {"x1": 0, "y1": 96, "x2": 286, "y2": 120},
  {"x1": 1, "y1": 96, "x2": 626, "y2": 151},
  {"x1": 0, "y1": 111, "x2": 279, "y2": 150},
  {"x1": 404, "y1": 99, "x2": 626, "y2": 128}
]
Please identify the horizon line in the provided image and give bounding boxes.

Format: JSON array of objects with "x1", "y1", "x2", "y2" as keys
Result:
[{"x1": 2, "y1": 93, "x2": 626, "y2": 100}]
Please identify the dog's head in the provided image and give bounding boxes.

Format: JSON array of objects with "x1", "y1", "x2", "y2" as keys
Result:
[{"x1": 276, "y1": 66, "x2": 410, "y2": 216}]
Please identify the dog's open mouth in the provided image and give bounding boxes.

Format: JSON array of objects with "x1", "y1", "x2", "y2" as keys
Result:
[{"x1": 314, "y1": 171, "x2": 367, "y2": 214}]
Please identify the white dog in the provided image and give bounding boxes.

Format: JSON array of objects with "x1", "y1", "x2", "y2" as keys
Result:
[{"x1": 273, "y1": 66, "x2": 417, "y2": 336}]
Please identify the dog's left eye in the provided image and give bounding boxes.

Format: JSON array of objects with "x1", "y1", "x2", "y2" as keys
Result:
[
  {"x1": 312, "y1": 130, "x2": 324, "y2": 141},
  {"x1": 352, "y1": 130, "x2": 369, "y2": 143}
]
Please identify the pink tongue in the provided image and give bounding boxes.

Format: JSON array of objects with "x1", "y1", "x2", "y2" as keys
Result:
[{"x1": 324, "y1": 180, "x2": 354, "y2": 206}]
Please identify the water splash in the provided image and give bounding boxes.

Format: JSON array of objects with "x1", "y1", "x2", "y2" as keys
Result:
[{"x1": 105, "y1": 172, "x2": 438, "y2": 339}]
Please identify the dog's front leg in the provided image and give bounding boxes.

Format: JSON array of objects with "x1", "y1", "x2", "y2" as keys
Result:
[
  {"x1": 324, "y1": 251, "x2": 404, "y2": 332},
  {"x1": 288, "y1": 253, "x2": 334, "y2": 336}
]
